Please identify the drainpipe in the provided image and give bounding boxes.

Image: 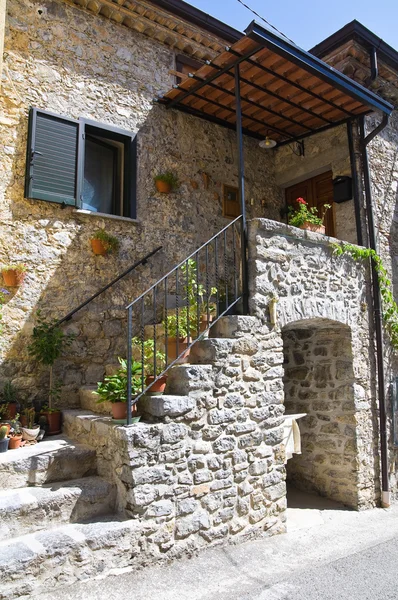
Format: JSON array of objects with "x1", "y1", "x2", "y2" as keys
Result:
[
  {"x1": 347, "y1": 120, "x2": 363, "y2": 247},
  {"x1": 359, "y1": 113, "x2": 390, "y2": 508}
]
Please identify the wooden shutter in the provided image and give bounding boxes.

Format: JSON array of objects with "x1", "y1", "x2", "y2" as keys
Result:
[{"x1": 25, "y1": 108, "x2": 80, "y2": 205}]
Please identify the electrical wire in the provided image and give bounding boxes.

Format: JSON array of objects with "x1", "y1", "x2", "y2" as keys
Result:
[{"x1": 236, "y1": 0, "x2": 296, "y2": 45}]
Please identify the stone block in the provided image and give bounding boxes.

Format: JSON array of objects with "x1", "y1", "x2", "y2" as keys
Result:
[
  {"x1": 140, "y1": 395, "x2": 195, "y2": 418},
  {"x1": 213, "y1": 436, "x2": 236, "y2": 453},
  {"x1": 175, "y1": 511, "x2": 210, "y2": 538},
  {"x1": 190, "y1": 338, "x2": 233, "y2": 364},
  {"x1": 160, "y1": 423, "x2": 188, "y2": 444},
  {"x1": 194, "y1": 470, "x2": 213, "y2": 484},
  {"x1": 146, "y1": 500, "x2": 174, "y2": 517},
  {"x1": 176, "y1": 498, "x2": 198, "y2": 516}
]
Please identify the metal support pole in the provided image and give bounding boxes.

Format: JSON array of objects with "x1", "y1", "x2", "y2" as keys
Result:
[
  {"x1": 360, "y1": 115, "x2": 390, "y2": 507},
  {"x1": 346, "y1": 120, "x2": 363, "y2": 247},
  {"x1": 235, "y1": 64, "x2": 249, "y2": 314},
  {"x1": 126, "y1": 306, "x2": 133, "y2": 426}
]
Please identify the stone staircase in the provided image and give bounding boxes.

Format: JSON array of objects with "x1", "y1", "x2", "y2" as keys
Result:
[{"x1": 0, "y1": 316, "x2": 285, "y2": 598}]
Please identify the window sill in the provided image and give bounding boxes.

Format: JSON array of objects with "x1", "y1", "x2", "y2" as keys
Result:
[{"x1": 74, "y1": 209, "x2": 140, "y2": 224}]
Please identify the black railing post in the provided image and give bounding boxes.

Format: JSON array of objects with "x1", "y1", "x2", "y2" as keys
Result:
[
  {"x1": 126, "y1": 306, "x2": 133, "y2": 425},
  {"x1": 235, "y1": 64, "x2": 249, "y2": 314}
]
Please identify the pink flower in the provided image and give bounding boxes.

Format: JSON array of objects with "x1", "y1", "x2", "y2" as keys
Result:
[{"x1": 296, "y1": 197, "x2": 307, "y2": 205}]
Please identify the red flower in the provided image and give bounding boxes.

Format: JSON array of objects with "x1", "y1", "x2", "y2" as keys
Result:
[{"x1": 296, "y1": 197, "x2": 307, "y2": 205}]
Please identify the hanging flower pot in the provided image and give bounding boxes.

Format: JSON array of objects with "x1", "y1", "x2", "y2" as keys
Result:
[
  {"x1": 154, "y1": 172, "x2": 179, "y2": 194},
  {"x1": 90, "y1": 231, "x2": 120, "y2": 256},
  {"x1": 1, "y1": 264, "x2": 27, "y2": 287}
]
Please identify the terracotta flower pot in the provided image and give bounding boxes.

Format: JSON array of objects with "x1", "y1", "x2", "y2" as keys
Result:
[
  {"x1": 91, "y1": 239, "x2": 108, "y2": 255},
  {"x1": 145, "y1": 375, "x2": 168, "y2": 395},
  {"x1": 167, "y1": 337, "x2": 191, "y2": 365},
  {"x1": 41, "y1": 411, "x2": 61, "y2": 435},
  {"x1": 199, "y1": 314, "x2": 214, "y2": 333},
  {"x1": 300, "y1": 222, "x2": 325, "y2": 234},
  {"x1": 22, "y1": 426, "x2": 40, "y2": 441},
  {"x1": 7, "y1": 403, "x2": 17, "y2": 419},
  {"x1": 155, "y1": 180, "x2": 171, "y2": 194},
  {"x1": 0, "y1": 438, "x2": 9, "y2": 453},
  {"x1": 8, "y1": 435, "x2": 22, "y2": 450},
  {"x1": 2, "y1": 269, "x2": 26, "y2": 287},
  {"x1": 111, "y1": 402, "x2": 127, "y2": 420}
]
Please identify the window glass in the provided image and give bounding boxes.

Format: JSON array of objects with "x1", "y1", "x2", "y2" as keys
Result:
[{"x1": 83, "y1": 136, "x2": 116, "y2": 213}]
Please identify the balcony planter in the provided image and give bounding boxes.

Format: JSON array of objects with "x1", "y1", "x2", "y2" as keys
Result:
[
  {"x1": 145, "y1": 375, "x2": 168, "y2": 395},
  {"x1": 167, "y1": 337, "x2": 191, "y2": 364},
  {"x1": 300, "y1": 222, "x2": 325, "y2": 234}
]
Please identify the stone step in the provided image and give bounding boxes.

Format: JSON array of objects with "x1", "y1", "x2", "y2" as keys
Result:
[
  {"x1": 189, "y1": 337, "x2": 234, "y2": 364},
  {"x1": 210, "y1": 315, "x2": 259, "y2": 339},
  {"x1": 166, "y1": 364, "x2": 214, "y2": 395},
  {"x1": 0, "y1": 476, "x2": 116, "y2": 537},
  {"x1": 0, "y1": 435, "x2": 97, "y2": 489},
  {"x1": 80, "y1": 385, "x2": 112, "y2": 415},
  {"x1": 0, "y1": 517, "x2": 141, "y2": 599}
]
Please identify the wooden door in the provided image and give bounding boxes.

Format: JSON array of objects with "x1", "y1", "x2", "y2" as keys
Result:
[{"x1": 285, "y1": 171, "x2": 335, "y2": 237}]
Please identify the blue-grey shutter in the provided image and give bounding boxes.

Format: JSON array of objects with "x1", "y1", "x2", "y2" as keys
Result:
[{"x1": 25, "y1": 108, "x2": 80, "y2": 205}]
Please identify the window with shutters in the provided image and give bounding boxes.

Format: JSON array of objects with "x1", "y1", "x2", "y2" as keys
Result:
[{"x1": 25, "y1": 108, "x2": 137, "y2": 219}]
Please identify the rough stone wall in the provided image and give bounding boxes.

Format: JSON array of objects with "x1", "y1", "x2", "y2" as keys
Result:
[
  {"x1": 282, "y1": 324, "x2": 359, "y2": 507},
  {"x1": 0, "y1": 0, "x2": 283, "y2": 404},
  {"x1": 64, "y1": 314, "x2": 287, "y2": 556},
  {"x1": 274, "y1": 124, "x2": 357, "y2": 245},
  {"x1": 366, "y1": 110, "x2": 398, "y2": 498},
  {"x1": 248, "y1": 218, "x2": 379, "y2": 508}
]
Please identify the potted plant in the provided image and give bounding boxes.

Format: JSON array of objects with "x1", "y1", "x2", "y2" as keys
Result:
[
  {"x1": 21, "y1": 407, "x2": 40, "y2": 441},
  {"x1": 154, "y1": 172, "x2": 179, "y2": 194},
  {"x1": 1, "y1": 263, "x2": 27, "y2": 287},
  {"x1": 163, "y1": 308, "x2": 193, "y2": 364},
  {"x1": 288, "y1": 197, "x2": 331, "y2": 234},
  {"x1": 90, "y1": 230, "x2": 120, "y2": 256},
  {"x1": 2, "y1": 380, "x2": 18, "y2": 419},
  {"x1": 131, "y1": 338, "x2": 167, "y2": 394},
  {"x1": 0, "y1": 404, "x2": 10, "y2": 435},
  {"x1": 8, "y1": 417, "x2": 22, "y2": 450},
  {"x1": 28, "y1": 311, "x2": 74, "y2": 435},
  {"x1": 96, "y1": 358, "x2": 143, "y2": 420},
  {"x1": 0, "y1": 425, "x2": 9, "y2": 453},
  {"x1": 40, "y1": 381, "x2": 62, "y2": 435}
]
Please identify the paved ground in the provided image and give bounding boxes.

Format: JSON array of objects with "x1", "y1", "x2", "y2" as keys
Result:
[{"x1": 39, "y1": 490, "x2": 398, "y2": 600}]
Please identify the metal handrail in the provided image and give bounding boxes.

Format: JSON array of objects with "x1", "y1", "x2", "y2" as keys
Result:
[
  {"x1": 56, "y1": 246, "x2": 162, "y2": 327},
  {"x1": 126, "y1": 217, "x2": 245, "y2": 424}
]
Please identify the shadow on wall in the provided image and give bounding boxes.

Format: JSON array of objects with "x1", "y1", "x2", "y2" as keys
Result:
[{"x1": 281, "y1": 318, "x2": 360, "y2": 509}]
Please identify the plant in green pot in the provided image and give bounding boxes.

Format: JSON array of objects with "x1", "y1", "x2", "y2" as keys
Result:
[
  {"x1": 131, "y1": 338, "x2": 167, "y2": 394},
  {"x1": 96, "y1": 358, "x2": 143, "y2": 421},
  {"x1": 0, "y1": 425, "x2": 9, "y2": 453},
  {"x1": 28, "y1": 311, "x2": 74, "y2": 435}
]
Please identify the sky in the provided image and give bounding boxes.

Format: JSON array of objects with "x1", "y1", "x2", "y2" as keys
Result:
[{"x1": 187, "y1": 0, "x2": 398, "y2": 51}]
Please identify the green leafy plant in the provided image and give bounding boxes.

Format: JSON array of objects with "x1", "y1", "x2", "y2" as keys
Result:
[
  {"x1": 0, "y1": 425, "x2": 7, "y2": 441},
  {"x1": 2, "y1": 380, "x2": 17, "y2": 404},
  {"x1": 333, "y1": 243, "x2": 398, "y2": 350},
  {"x1": 131, "y1": 338, "x2": 166, "y2": 377},
  {"x1": 28, "y1": 311, "x2": 74, "y2": 410},
  {"x1": 91, "y1": 230, "x2": 120, "y2": 254},
  {"x1": 96, "y1": 358, "x2": 143, "y2": 404},
  {"x1": 0, "y1": 404, "x2": 8, "y2": 420},
  {"x1": 154, "y1": 171, "x2": 179, "y2": 190},
  {"x1": 1, "y1": 263, "x2": 27, "y2": 273},
  {"x1": 288, "y1": 197, "x2": 331, "y2": 228},
  {"x1": 9, "y1": 414, "x2": 21, "y2": 435}
]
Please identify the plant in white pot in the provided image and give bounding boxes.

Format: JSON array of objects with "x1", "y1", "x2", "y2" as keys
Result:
[{"x1": 21, "y1": 407, "x2": 40, "y2": 441}]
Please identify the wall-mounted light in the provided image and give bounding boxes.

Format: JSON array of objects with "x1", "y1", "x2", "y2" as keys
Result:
[{"x1": 259, "y1": 136, "x2": 277, "y2": 149}]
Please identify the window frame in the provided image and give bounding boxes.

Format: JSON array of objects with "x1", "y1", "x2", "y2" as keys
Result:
[{"x1": 25, "y1": 108, "x2": 137, "y2": 219}]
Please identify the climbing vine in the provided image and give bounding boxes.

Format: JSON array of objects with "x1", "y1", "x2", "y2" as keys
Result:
[{"x1": 333, "y1": 243, "x2": 398, "y2": 350}]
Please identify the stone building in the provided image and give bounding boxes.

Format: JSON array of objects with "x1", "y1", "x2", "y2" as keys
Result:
[{"x1": 0, "y1": 1, "x2": 398, "y2": 596}]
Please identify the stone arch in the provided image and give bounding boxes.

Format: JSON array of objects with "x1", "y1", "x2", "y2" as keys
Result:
[{"x1": 281, "y1": 317, "x2": 359, "y2": 508}]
